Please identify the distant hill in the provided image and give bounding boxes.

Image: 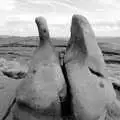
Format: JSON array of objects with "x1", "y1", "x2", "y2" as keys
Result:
[
  {"x1": 0, "y1": 36, "x2": 68, "y2": 47},
  {"x1": 0, "y1": 35, "x2": 120, "y2": 47},
  {"x1": 0, "y1": 36, "x2": 120, "y2": 64},
  {"x1": 0, "y1": 35, "x2": 120, "y2": 44},
  {"x1": 97, "y1": 37, "x2": 120, "y2": 44}
]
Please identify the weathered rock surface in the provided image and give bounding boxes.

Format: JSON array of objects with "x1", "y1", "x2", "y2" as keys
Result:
[
  {"x1": 11, "y1": 16, "x2": 66, "y2": 120},
  {"x1": 63, "y1": 14, "x2": 120, "y2": 120},
  {"x1": 0, "y1": 78, "x2": 21, "y2": 120}
]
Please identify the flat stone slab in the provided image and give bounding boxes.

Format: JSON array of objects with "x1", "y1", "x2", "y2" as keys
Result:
[{"x1": 0, "y1": 76, "x2": 22, "y2": 120}]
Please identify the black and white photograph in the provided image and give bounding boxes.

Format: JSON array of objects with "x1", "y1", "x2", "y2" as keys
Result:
[{"x1": 0, "y1": 0, "x2": 120, "y2": 120}]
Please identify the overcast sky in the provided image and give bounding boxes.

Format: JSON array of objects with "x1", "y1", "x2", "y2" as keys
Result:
[{"x1": 0, "y1": 0, "x2": 120, "y2": 37}]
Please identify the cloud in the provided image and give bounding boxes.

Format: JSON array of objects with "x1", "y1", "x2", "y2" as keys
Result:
[
  {"x1": 1, "y1": 0, "x2": 120, "y2": 36},
  {"x1": 92, "y1": 20, "x2": 120, "y2": 36},
  {"x1": 1, "y1": 19, "x2": 69, "y2": 37},
  {"x1": 14, "y1": 0, "x2": 89, "y2": 17},
  {"x1": 49, "y1": 24, "x2": 70, "y2": 37},
  {"x1": 98, "y1": 0, "x2": 115, "y2": 5},
  {"x1": 0, "y1": 0, "x2": 15, "y2": 11},
  {"x1": 0, "y1": 20, "x2": 37, "y2": 36},
  {"x1": 6, "y1": 13, "x2": 70, "y2": 25}
]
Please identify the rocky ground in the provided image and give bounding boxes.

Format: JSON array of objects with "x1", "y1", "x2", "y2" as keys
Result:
[{"x1": 0, "y1": 38, "x2": 120, "y2": 119}]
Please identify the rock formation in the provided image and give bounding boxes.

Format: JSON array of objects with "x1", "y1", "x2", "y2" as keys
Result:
[
  {"x1": 63, "y1": 14, "x2": 120, "y2": 120},
  {"x1": 11, "y1": 16, "x2": 66, "y2": 120}
]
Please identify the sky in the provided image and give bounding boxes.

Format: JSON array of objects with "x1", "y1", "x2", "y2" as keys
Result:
[{"x1": 0, "y1": 0, "x2": 120, "y2": 37}]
